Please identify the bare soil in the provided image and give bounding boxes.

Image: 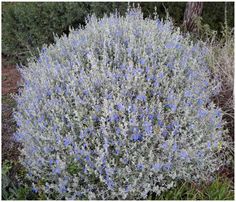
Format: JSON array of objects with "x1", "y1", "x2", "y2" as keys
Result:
[{"x1": 2, "y1": 63, "x2": 21, "y2": 162}]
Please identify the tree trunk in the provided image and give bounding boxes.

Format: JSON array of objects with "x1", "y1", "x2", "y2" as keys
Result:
[{"x1": 183, "y1": 2, "x2": 203, "y2": 32}]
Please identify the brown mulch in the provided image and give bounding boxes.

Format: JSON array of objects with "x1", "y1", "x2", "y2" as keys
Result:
[
  {"x1": 2, "y1": 64, "x2": 21, "y2": 95},
  {"x1": 2, "y1": 63, "x2": 21, "y2": 162}
]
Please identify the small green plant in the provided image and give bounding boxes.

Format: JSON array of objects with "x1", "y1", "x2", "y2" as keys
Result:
[{"x1": 1, "y1": 160, "x2": 38, "y2": 200}]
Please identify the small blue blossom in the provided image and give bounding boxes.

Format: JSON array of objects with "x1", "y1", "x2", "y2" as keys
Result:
[
  {"x1": 163, "y1": 162, "x2": 172, "y2": 171},
  {"x1": 139, "y1": 58, "x2": 146, "y2": 65},
  {"x1": 207, "y1": 141, "x2": 211, "y2": 149},
  {"x1": 161, "y1": 130, "x2": 168, "y2": 137},
  {"x1": 53, "y1": 167, "x2": 61, "y2": 174},
  {"x1": 137, "y1": 94, "x2": 147, "y2": 102},
  {"x1": 115, "y1": 127, "x2": 121, "y2": 135},
  {"x1": 105, "y1": 177, "x2": 114, "y2": 190},
  {"x1": 173, "y1": 130, "x2": 178, "y2": 136},
  {"x1": 92, "y1": 115, "x2": 99, "y2": 122},
  {"x1": 63, "y1": 137, "x2": 71, "y2": 147},
  {"x1": 165, "y1": 104, "x2": 177, "y2": 112},
  {"x1": 161, "y1": 142, "x2": 168, "y2": 150},
  {"x1": 59, "y1": 185, "x2": 67, "y2": 193},
  {"x1": 152, "y1": 163, "x2": 162, "y2": 171},
  {"x1": 165, "y1": 42, "x2": 175, "y2": 49},
  {"x1": 158, "y1": 72, "x2": 164, "y2": 79},
  {"x1": 158, "y1": 119, "x2": 164, "y2": 127},
  {"x1": 117, "y1": 103, "x2": 125, "y2": 111},
  {"x1": 197, "y1": 109, "x2": 207, "y2": 118},
  {"x1": 110, "y1": 113, "x2": 119, "y2": 122},
  {"x1": 115, "y1": 149, "x2": 120, "y2": 155},
  {"x1": 184, "y1": 90, "x2": 192, "y2": 97},
  {"x1": 197, "y1": 99, "x2": 204, "y2": 106},
  {"x1": 175, "y1": 44, "x2": 182, "y2": 49},
  {"x1": 131, "y1": 133, "x2": 143, "y2": 142},
  {"x1": 143, "y1": 121, "x2": 153, "y2": 134},
  {"x1": 180, "y1": 150, "x2": 188, "y2": 159},
  {"x1": 137, "y1": 163, "x2": 144, "y2": 170},
  {"x1": 32, "y1": 187, "x2": 38, "y2": 193},
  {"x1": 172, "y1": 142, "x2": 178, "y2": 152}
]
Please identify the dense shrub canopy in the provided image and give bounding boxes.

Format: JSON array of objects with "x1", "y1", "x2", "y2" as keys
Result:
[{"x1": 14, "y1": 8, "x2": 228, "y2": 200}]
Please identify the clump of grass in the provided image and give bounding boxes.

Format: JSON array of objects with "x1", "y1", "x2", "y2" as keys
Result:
[{"x1": 151, "y1": 176, "x2": 234, "y2": 200}]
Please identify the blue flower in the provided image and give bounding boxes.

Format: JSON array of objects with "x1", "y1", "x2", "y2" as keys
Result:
[
  {"x1": 145, "y1": 66, "x2": 150, "y2": 73},
  {"x1": 161, "y1": 130, "x2": 168, "y2": 137},
  {"x1": 14, "y1": 132, "x2": 24, "y2": 142},
  {"x1": 165, "y1": 104, "x2": 177, "y2": 112},
  {"x1": 105, "y1": 176, "x2": 114, "y2": 190},
  {"x1": 143, "y1": 121, "x2": 153, "y2": 134},
  {"x1": 32, "y1": 187, "x2": 38, "y2": 193},
  {"x1": 165, "y1": 42, "x2": 175, "y2": 49},
  {"x1": 197, "y1": 109, "x2": 207, "y2": 118},
  {"x1": 197, "y1": 99, "x2": 204, "y2": 106},
  {"x1": 83, "y1": 90, "x2": 89, "y2": 96},
  {"x1": 139, "y1": 58, "x2": 146, "y2": 65},
  {"x1": 117, "y1": 103, "x2": 125, "y2": 111},
  {"x1": 92, "y1": 115, "x2": 99, "y2": 122},
  {"x1": 131, "y1": 133, "x2": 143, "y2": 142},
  {"x1": 207, "y1": 141, "x2": 211, "y2": 149},
  {"x1": 53, "y1": 167, "x2": 61, "y2": 174},
  {"x1": 163, "y1": 162, "x2": 172, "y2": 171},
  {"x1": 158, "y1": 72, "x2": 164, "y2": 79},
  {"x1": 156, "y1": 19, "x2": 162, "y2": 28},
  {"x1": 166, "y1": 123, "x2": 174, "y2": 131},
  {"x1": 154, "y1": 81, "x2": 160, "y2": 87},
  {"x1": 85, "y1": 155, "x2": 90, "y2": 162},
  {"x1": 115, "y1": 127, "x2": 121, "y2": 135},
  {"x1": 115, "y1": 149, "x2": 120, "y2": 155},
  {"x1": 152, "y1": 163, "x2": 162, "y2": 171},
  {"x1": 215, "y1": 109, "x2": 221, "y2": 117},
  {"x1": 180, "y1": 150, "x2": 188, "y2": 159},
  {"x1": 103, "y1": 142, "x2": 109, "y2": 152},
  {"x1": 196, "y1": 150, "x2": 205, "y2": 158},
  {"x1": 175, "y1": 44, "x2": 182, "y2": 49},
  {"x1": 167, "y1": 62, "x2": 174, "y2": 69},
  {"x1": 59, "y1": 185, "x2": 67, "y2": 193},
  {"x1": 173, "y1": 130, "x2": 178, "y2": 136},
  {"x1": 158, "y1": 119, "x2": 164, "y2": 127},
  {"x1": 110, "y1": 113, "x2": 119, "y2": 122},
  {"x1": 148, "y1": 114, "x2": 155, "y2": 121},
  {"x1": 106, "y1": 93, "x2": 113, "y2": 100},
  {"x1": 63, "y1": 138, "x2": 71, "y2": 147},
  {"x1": 172, "y1": 142, "x2": 178, "y2": 152},
  {"x1": 161, "y1": 142, "x2": 168, "y2": 149},
  {"x1": 38, "y1": 115, "x2": 45, "y2": 123},
  {"x1": 184, "y1": 90, "x2": 192, "y2": 97},
  {"x1": 137, "y1": 163, "x2": 144, "y2": 170},
  {"x1": 137, "y1": 94, "x2": 146, "y2": 102},
  {"x1": 49, "y1": 159, "x2": 54, "y2": 166}
]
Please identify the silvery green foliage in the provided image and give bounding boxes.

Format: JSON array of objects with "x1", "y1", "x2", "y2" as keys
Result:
[{"x1": 14, "y1": 8, "x2": 228, "y2": 200}]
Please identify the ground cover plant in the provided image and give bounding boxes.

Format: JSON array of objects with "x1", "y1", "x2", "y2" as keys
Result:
[{"x1": 11, "y1": 7, "x2": 232, "y2": 200}]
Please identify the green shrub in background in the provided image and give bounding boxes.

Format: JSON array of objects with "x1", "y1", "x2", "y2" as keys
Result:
[
  {"x1": 2, "y1": 2, "x2": 90, "y2": 64},
  {"x1": 2, "y1": 2, "x2": 234, "y2": 65}
]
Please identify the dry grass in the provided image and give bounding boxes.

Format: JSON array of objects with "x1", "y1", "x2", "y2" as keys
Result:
[{"x1": 207, "y1": 28, "x2": 234, "y2": 137}]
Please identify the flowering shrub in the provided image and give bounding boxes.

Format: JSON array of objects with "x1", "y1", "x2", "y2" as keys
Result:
[{"x1": 14, "y1": 8, "x2": 229, "y2": 200}]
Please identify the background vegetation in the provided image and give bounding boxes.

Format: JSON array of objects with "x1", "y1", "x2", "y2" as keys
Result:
[{"x1": 2, "y1": 2, "x2": 234, "y2": 64}]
